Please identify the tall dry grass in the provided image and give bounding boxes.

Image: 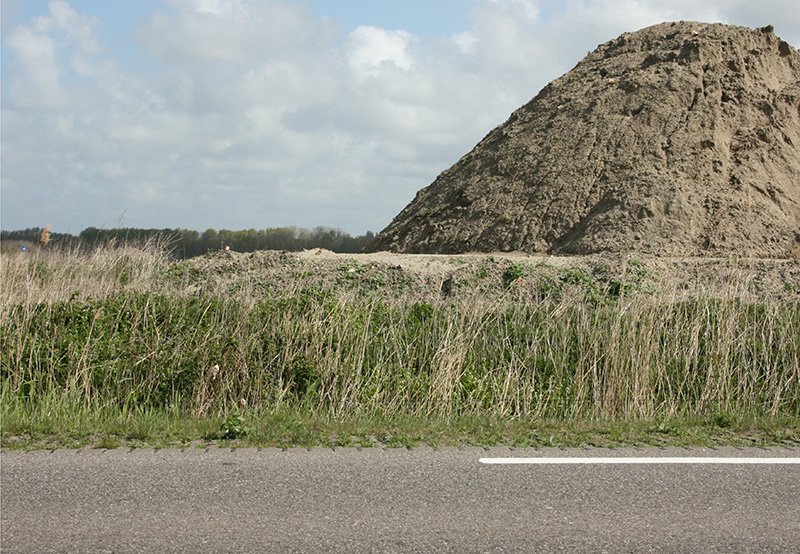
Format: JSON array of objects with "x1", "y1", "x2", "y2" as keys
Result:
[
  {"x1": 1, "y1": 243, "x2": 798, "y2": 421},
  {"x1": 0, "y1": 238, "x2": 172, "y2": 306}
]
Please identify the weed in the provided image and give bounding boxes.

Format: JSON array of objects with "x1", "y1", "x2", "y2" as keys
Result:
[
  {"x1": 337, "y1": 260, "x2": 370, "y2": 279},
  {"x1": 165, "y1": 262, "x2": 202, "y2": 283},
  {"x1": 749, "y1": 279, "x2": 765, "y2": 292},
  {"x1": 593, "y1": 263, "x2": 610, "y2": 279},
  {"x1": 408, "y1": 301, "x2": 434, "y2": 324},
  {"x1": 502, "y1": 262, "x2": 530, "y2": 288},
  {"x1": 714, "y1": 413, "x2": 734, "y2": 428},
  {"x1": 607, "y1": 279, "x2": 634, "y2": 298},
  {"x1": 220, "y1": 414, "x2": 250, "y2": 439},
  {"x1": 627, "y1": 258, "x2": 650, "y2": 278},
  {"x1": 652, "y1": 418, "x2": 680, "y2": 435}
]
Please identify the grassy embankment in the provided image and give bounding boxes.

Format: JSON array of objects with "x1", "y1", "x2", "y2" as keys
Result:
[{"x1": 1, "y1": 241, "x2": 798, "y2": 449}]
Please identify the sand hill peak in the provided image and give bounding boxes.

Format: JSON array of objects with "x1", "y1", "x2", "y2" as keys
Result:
[{"x1": 367, "y1": 22, "x2": 800, "y2": 257}]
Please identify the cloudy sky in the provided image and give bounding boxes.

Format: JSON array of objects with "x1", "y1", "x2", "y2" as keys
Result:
[{"x1": 2, "y1": 0, "x2": 799, "y2": 235}]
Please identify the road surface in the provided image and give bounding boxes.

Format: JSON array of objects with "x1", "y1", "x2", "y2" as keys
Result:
[{"x1": 2, "y1": 446, "x2": 799, "y2": 553}]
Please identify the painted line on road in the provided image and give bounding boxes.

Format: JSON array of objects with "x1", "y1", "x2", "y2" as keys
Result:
[{"x1": 480, "y1": 457, "x2": 800, "y2": 465}]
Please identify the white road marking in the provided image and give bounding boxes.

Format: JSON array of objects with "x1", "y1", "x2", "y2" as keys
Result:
[{"x1": 480, "y1": 457, "x2": 800, "y2": 465}]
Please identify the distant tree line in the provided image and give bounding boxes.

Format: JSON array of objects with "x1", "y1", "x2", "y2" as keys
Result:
[
  {"x1": 1, "y1": 226, "x2": 376, "y2": 259},
  {"x1": 1, "y1": 228, "x2": 76, "y2": 248}
]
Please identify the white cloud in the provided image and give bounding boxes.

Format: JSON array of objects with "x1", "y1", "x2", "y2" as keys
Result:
[
  {"x1": 343, "y1": 25, "x2": 415, "y2": 81},
  {"x1": 187, "y1": 0, "x2": 247, "y2": 17},
  {"x1": 2, "y1": 0, "x2": 799, "y2": 234},
  {"x1": 3, "y1": 1, "x2": 109, "y2": 111},
  {"x1": 48, "y1": 0, "x2": 102, "y2": 55},
  {"x1": 4, "y1": 19, "x2": 67, "y2": 110},
  {"x1": 137, "y1": 0, "x2": 337, "y2": 64}
]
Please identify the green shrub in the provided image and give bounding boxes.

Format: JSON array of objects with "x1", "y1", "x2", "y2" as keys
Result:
[{"x1": 502, "y1": 262, "x2": 530, "y2": 288}]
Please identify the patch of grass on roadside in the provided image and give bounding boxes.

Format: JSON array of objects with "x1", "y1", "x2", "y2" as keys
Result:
[
  {"x1": 3, "y1": 395, "x2": 798, "y2": 450},
  {"x1": 0, "y1": 388, "x2": 220, "y2": 450}
]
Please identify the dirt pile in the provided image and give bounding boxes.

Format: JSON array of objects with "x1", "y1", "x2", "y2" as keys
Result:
[{"x1": 367, "y1": 22, "x2": 800, "y2": 257}]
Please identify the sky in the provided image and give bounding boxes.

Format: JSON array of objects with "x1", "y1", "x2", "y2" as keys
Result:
[{"x1": 2, "y1": 0, "x2": 799, "y2": 236}]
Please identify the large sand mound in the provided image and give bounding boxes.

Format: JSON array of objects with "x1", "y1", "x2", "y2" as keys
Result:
[{"x1": 367, "y1": 22, "x2": 800, "y2": 257}]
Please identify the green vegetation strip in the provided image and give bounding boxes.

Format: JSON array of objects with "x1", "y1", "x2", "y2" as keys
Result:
[
  {"x1": 3, "y1": 397, "x2": 798, "y2": 450},
  {"x1": 2, "y1": 245, "x2": 799, "y2": 449}
]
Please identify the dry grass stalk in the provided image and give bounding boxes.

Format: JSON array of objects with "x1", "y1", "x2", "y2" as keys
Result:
[{"x1": 39, "y1": 223, "x2": 51, "y2": 247}]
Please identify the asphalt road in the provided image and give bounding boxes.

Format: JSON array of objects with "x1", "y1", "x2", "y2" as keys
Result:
[{"x1": 2, "y1": 446, "x2": 799, "y2": 553}]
